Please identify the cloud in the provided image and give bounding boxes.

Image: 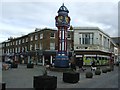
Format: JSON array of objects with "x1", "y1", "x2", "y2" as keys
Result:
[{"x1": 0, "y1": 0, "x2": 119, "y2": 42}]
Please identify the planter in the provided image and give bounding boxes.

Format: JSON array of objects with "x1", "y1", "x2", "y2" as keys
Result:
[
  {"x1": 27, "y1": 64, "x2": 34, "y2": 68},
  {"x1": 63, "y1": 72, "x2": 79, "y2": 83},
  {"x1": 116, "y1": 62, "x2": 119, "y2": 66},
  {"x1": 86, "y1": 72, "x2": 93, "y2": 78},
  {"x1": 2, "y1": 82, "x2": 6, "y2": 90},
  {"x1": 95, "y1": 70, "x2": 101, "y2": 75},
  {"x1": 102, "y1": 69, "x2": 107, "y2": 73},
  {"x1": 96, "y1": 67, "x2": 100, "y2": 70},
  {"x1": 11, "y1": 64, "x2": 18, "y2": 68},
  {"x1": 33, "y1": 75, "x2": 57, "y2": 90},
  {"x1": 106, "y1": 67, "x2": 111, "y2": 72}
]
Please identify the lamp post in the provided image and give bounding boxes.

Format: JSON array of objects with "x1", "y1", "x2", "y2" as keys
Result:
[{"x1": 36, "y1": 48, "x2": 39, "y2": 65}]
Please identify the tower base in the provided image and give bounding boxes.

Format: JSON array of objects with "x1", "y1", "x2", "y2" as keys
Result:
[{"x1": 54, "y1": 55, "x2": 69, "y2": 68}]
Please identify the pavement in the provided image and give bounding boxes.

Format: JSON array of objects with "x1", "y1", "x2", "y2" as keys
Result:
[{"x1": 2, "y1": 64, "x2": 119, "y2": 89}]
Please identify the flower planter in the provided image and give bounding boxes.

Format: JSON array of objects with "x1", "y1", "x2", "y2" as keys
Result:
[
  {"x1": 27, "y1": 64, "x2": 34, "y2": 68},
  {"x1": 33, "y1": 75, "x2": 57, "y2": 90},
  {"x1": 86, "y1": 72, "x2": 93, "y2": 78},
  {"x1": 2, "y1": 82, "x2": 6, "y2": 90},
  {"x1": 95, "y1": 70, "x2": 101, "y2": 75},
  {"x1": 102, "y1": 69, "x2": 107, "y2": 73},
  {"x1": 11, "y1": 64, "x2": 18, "y2": 68},
  {"x1": 63, "y1": 72, "x2": 79, "y2": 83}
]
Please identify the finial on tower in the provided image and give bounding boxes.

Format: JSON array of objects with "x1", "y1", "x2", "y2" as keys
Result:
[{"x1": 62, "y1": 3, "x2": 64, "y2": 6}]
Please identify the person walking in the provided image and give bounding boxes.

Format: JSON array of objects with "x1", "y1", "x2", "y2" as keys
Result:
[
  {"x1": 70, "y1": 56, "x2": 76, "y2": 71},
  {"x1": 91, "y1": 60, "x2": 96, "y2": 71},
  {"x1": 76, "y1": 58, "x2": 85, "y2": 71}
]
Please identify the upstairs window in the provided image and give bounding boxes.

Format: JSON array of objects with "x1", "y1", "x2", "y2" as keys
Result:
[
  {"x1": 35, "y1": 35, "x2": 38, "y2": 40},
  {"x1": 31, "y1": 36, "x2": 33, "y2": 41},
  {"x1": 50, "y1": 32, "x2": 55, "y2": 38},
  {"x1": 67, "y1": 33, "x2": 71, "y2": 38},
  {"x1": 40, "y1": 34, "x2": 43, "y2": 39}
]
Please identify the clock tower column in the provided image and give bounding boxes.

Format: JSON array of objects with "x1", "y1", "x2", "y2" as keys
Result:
[{"x1": 54, "y1": 3, "x2": 71, "y2": 68}]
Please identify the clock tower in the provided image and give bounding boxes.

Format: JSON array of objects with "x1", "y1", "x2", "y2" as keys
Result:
[{"x1": 54, "y1": 3, "x2": 71, "y2": 68}]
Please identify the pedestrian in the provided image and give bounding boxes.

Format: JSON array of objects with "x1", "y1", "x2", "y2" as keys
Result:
[
  {"x1": 70, "y1": 56, "x2": 76, "y2": 71},
  {"x1": 96, "y1": 60, "x2": 99, "y2": 66},
  {"x1": 76, "y1": 58, "x2": 85, "y2": 71},
  {"x1": 91, "y1": 60, "x2": 96, "y2": 71}
]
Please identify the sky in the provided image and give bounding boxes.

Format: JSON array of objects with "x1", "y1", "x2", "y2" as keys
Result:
[{"x1": 0, "y1": 0, "x2": 119, "y2": 42}]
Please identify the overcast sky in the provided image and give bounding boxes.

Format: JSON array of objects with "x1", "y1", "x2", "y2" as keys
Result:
[{"x1": 0, "y1": 0, "x2": 119, "y2": 42}]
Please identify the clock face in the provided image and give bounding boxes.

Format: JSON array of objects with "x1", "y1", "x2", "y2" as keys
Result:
[
  {"x1": 65, "y1": 16, "x2": 69, "y2": 23},
  {"x1": 58, "y1": 16, "x2": 63, "y2": 23}
]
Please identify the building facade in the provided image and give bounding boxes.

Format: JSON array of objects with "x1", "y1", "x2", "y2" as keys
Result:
[
  {"x1": 2, "y1": 28, "x2": 73, "y2": 65},
  {"x1": 111, "y1": 37, "x2": 120, "y2": 62},
  {"x1": 73, "y1": 27, "x2": 115, "y2": 65},
  {"x1": 2, "y1": 27, "x2": 117, "y2": 66}
]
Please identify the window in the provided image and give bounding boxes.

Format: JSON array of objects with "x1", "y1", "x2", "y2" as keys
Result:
[
  {"x1": 18, "y1": 47, "x2": 20, "y2": 52},
  {"x1": 40, "y1": 34, "x2": 43, "y2": 39},
  {"x1": 22, "y1": 39, "x2": 24, "y2": 43},
  {"x1": 79, "y1": 33, "x2": 93, "y2": 45},
  {"x1": 99, "y1": 34, "x2": 102, "y2": 45},
  {"x1": 50, "y1": 32, "x2": 55, "y2": 38},
  {"x1": 2, "y1": 49, "x2": 4, "y2": 54},
  {"x1": 10, "y1": 42, "x2": 12, "y2": 46},
  {"x1": 8, "y1": 43, "x2": 10, "y2": 46},
  {"x1": 50, "y1": 42, "x2": 55, "y2": 50},
  {"x1": 35, "y1": 44, "x2": 37, "y2": 50},
  {"x1": 8, "y1": 49, "x2": 9, "y2": 53},
  {"x1": 26, "y1": 38, "x2": 28, "y2": 42},
  {"x1": 67, "y1": 33, "x2": 71, "y2": 38},
  {"x1": 79, "y1": 34, "x2": 82, "y2": 44},
  {"x1": 103, "y1": 36, "x2": 106, "y2": 47},
  {"x1": 30, "y1": 44, "x2": 33, "y2": 51},
  {"x1": 15, "y1": 48, "x2": 17, "y2": 53},
  {"x1": 90, "y1": 34, "x2": 93, "y2": 44},
  {"x1": 31, "y1": 36, "x2": 33, "y2": 41},
  {"x1": 19, "y1": 40, "x2": 21, "y2": 44},
  {"x1": 13, "y1": 48, "x2": 14, "y2": 53},
  {"x1": 13, "y1": 42, "x2": 14, "y2": 45},
  {"x1": 22, "y1": 47, "x2": 24, "y2": 52},
  {"x1": 2, "y1": 44, "x2": 5, "y2": 47},
  {"x1": 25, "y1": 46, "x2": 27, "y2": 51},
  {"x1": 16, "y1": 41, "x2": 18, "y2": 45},
  {"x1": 35, "y1": 35, "x2": 38, "y2": 40},
  {"x1": 39, "y1": 43, "x2": 42, "y2": 50},
  {"x1": 10, "y1": 48, "x2": 12, "y2": 53},
  {"x1": 107, "y1": 39, "x2": 109, "y2": 47}
]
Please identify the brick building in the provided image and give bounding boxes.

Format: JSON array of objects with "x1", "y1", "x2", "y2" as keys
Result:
[{"x1": 2, "y1": 28, "x2": 73, "y2": 65}]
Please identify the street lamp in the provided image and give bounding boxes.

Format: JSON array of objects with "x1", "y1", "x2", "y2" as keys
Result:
[{"x1": 36, "y1": 48, "x2": 39, "y2": 65}]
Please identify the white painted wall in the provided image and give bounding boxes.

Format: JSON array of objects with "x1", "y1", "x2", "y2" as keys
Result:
[{"x1": 73, "y1": 27, "x2": 111, "y2": 52}]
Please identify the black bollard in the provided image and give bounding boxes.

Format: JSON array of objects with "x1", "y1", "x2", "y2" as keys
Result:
[{"x1": 2, "y1": 83, "x2": 6, "y2": 90}]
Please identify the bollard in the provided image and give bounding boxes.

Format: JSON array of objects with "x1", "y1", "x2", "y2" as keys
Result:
[{"x1": 2, "y1": 83, "x2": 6, "y2": 90}]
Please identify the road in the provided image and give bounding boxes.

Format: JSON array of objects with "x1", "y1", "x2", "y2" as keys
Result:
[{"x1": 2, "y1": 64, "x2": 119, "y2": 89}]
